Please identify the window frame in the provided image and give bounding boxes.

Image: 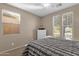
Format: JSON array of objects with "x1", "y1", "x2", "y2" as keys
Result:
[
  {"x1": 62, "y1": 12, "x2": 74, "y2": 40},
  {"x1": 52, "y1": 15, "x2": 61, "y2": 38}
]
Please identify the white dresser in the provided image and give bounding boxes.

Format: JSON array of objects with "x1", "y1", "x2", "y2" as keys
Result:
[{"x1": 37, "y1": 30, "x2": 46, "y2": 40}]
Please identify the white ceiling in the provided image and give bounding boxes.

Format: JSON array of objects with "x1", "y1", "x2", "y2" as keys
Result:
[{"x1": 8, "y1": 3, "x2": 78, "y2": 17}]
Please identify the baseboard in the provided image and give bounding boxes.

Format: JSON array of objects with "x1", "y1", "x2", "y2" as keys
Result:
[{"x1": 0, "y1": 44, "x2": 27, "y2": 54}]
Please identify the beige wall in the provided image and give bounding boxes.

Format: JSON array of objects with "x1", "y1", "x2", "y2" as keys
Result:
[
  {"x1": 0, "y1": 4, "x2": 40, "y2": 52},
  {"x1": 41, "y1": 4, "x2": 79, "y2": 41},
  {"x1": 1, "y1": 3, "x2": 79, "y2": 52}
]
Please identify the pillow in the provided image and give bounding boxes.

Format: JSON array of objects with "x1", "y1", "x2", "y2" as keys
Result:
[{"x1": 44, "y1": 36, "x2": 54, "y2": 38}]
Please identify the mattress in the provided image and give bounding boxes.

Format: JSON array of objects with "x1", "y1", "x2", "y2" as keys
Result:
[{"x1": 22, "y1": 38, "x2": 79, "y2": 56}]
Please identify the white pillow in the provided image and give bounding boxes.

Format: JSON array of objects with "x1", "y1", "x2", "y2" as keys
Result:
[{"x1": 44, "y1": 36, "x2": 54, "y2": 38}]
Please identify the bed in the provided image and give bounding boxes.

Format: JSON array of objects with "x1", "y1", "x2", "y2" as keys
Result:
[{"x1": 22, "y1": 38, "x2": 79, "y2": 56}]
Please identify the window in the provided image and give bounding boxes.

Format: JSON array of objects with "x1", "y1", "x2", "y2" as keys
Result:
[
  {"x1": 53, "y1": 12, "x2": 73, "y2": 40},
  {"x1": 2, "y1": 10, "x2": 20, "y2": 34},
  {"x1": 62, "y1": 12, "x2": 73, "y2": 40},
  {"x1": 53, "y1": 15, "x2": 61, "y2": 38}
]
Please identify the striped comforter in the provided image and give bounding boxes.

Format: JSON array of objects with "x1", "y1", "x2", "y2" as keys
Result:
[{"x1": 22, "y1": 38, "x2": 79, "y2": 56}]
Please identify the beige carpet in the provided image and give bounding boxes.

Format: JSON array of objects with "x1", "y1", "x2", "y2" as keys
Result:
[{"x1": 0, "y1": 47, "x2": 25, "y2": 56}]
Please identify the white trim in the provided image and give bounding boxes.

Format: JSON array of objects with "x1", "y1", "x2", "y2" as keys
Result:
[{"x1": 0, "y1": 44, "x2": 27, "y2": 54}]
